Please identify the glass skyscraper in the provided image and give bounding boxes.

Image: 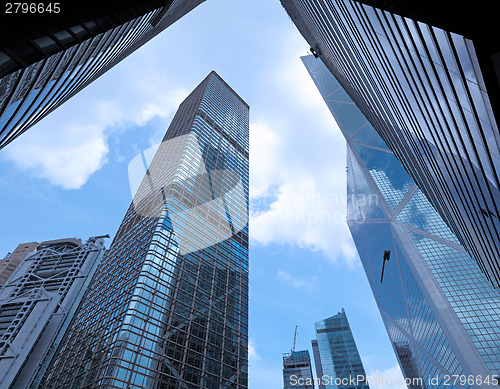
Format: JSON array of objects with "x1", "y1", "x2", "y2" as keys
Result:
[
  {"x1": 0, "y1": 0, "x2": 205, "y2": 149},
  {"x1": 312, "y1": 309, "x2": 369, "y2": 389},
  {"x1": 0, "y1": 236, "x2": 107, "y2": 389},
  {"x1": 302, "y1": 54, "x2": 500, "y2": 386},
  {"x1": 283, "y1": 350, "x2": 315, "y2": 389},
  {"x1": 44, "y1": 71, "x2": 249, "y2": 389},
  {"x1": 280, "y1": 0, "x2": 500, "y2": 288}
]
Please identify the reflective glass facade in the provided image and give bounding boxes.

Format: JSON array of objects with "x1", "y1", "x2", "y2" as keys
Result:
[
  {"x1": 43, "y1": 71, "x2": 249, "y2": 389},
  {"x1": 283, "y1": 350, "x2": 315, "y2": 389},
  {"x1": 0, "y1": 237, "x2": 106, "y2": 389},
  {"x1": 0, "y1": 0, "x2": 205, "y2": 149},
  {"x1": 303, "y1": 54, "x2": 500, "y2": 386},
  {"x1": 312, "y1": 309, "x2": 369, "y2": 389},
  {"x1": 280, "y1": 0, "x2": 500, "y2": 287}
]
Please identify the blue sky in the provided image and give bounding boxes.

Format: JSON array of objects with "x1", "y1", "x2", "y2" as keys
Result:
[{"x1": 0, "y1": 0, "x2": 405, "y2": 387}]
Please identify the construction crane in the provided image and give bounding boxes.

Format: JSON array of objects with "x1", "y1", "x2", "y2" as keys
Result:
[{"x1": 291, "y1": 325, "x2": 298, "y2": 354}]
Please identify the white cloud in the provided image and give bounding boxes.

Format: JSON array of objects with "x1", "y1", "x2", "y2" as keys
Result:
[
  {"x1": 248, "y1": 339, "x2": 261, "y2": 364},
  {"x1": 249, "y1": 122, "x2": 281, "y2": 199},
  {"x1": 126, "y1": 75, "x2": 189, "y2": 129},
  {"x1": 248, "y1": 116, "x2": 356, "y2": 264},
  {"x1": 248, "y1": 39, "x2": 358, "y2": 264},
  {"x1": 277, "y1": 270, "x2": 316, "y2": 291},
  {"x1": 367, "y1": 364, "x2": 406, "y2": 389},
  {"x1": 4, "y1": 122, "x2": 109, "y2": 189},
  {"x1": 3, "y1": 57, "x2": 186, "y2": 190},
  {"x1": 250, "y1": 172, "x2": 357, "y2": 263},
  {"x1": 248, "y1": 339, "x2": 283, "y2": 389},
  {"x1": 278, "y1": 38, "x2": 329, "y2": 113}
]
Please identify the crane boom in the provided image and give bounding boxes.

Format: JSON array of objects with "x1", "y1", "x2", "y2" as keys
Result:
[{"x1": 291, "y1": 325, "x2": 298, "y2": 353}]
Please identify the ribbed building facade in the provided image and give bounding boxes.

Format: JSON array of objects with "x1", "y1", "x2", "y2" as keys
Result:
[
  {"x1": 44, "y1": 71, "x2": 249, "y2": 389},
  {"x1": 312, "y1": 309, "x2": 369, "y2": 389},
  {"x1": 280, "y1": 0, "x2": 500, "y2": 287},
  {"x1": 0, "y1": 0, "x2": 205, "y2": 149},
  {"x1": 303, "y1": 54, "x2": 500, "y2": 387},
  {"x1": 0, "y1": 237, "x2": 107, "y2": 389}
]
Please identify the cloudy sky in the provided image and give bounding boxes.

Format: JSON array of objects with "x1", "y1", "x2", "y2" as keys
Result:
[{"x1": 0, "y1": 0, "x2": 405, "y2": 387}]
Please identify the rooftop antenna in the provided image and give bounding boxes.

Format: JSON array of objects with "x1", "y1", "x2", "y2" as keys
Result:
[{"x1": 291, "y1": 325, "x2": 298, "y2": 353}]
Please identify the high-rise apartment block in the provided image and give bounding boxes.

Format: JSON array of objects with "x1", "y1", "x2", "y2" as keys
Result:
[
  {"x1": 280, "y1": 0, "x2": 500, "y2": 287},
  {"x1": 0, "y1": 236, "x2": 107, "y2": 389},
  {"x1": 312, "y1": 310, "x2": 369, "y2": 389},
  {"x1": 283, "y1": 350, "x2": 315, "y2": 389},
  {"x1": 0, "y1": 0, "x2": 205, "y2": 149},
  {"x1": 303, "y1": 54, "x2": 500, "y2": 385},
  {"x1": 0, "y1": 241, "x2": 39, "y2": 285},
  {"x1": 44, "y1": 71, "x2": 249, "y2": 388}
]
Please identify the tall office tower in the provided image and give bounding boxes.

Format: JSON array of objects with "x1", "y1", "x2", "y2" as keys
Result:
[
  {"x1": 303, "y1": 54, "x2": 500, "y2": 385},
  {"x1": 44, "y1": 71, "x2": 249, "y2": 389},
  {"x1": 311, "y1": 340, "x2": 324, "y2": 389},
  {"x1": 0, "y1": 241, "x2": 39, "y2": 285},
  {"x1": 0, "y1": 0, "x2": 205, "y2": 149},
  {"x1": 280, "y1": 0, "x2": 500, "y2": 287},
  {"x1": 283, "y1": 350, "x2": 315, "y2": 389},
  {"x1": 0, "y1": 236, "x2": 107, "y2": 389},
  {"x1": 311, "y1": 309, "x2": 369, "y2": 389}
]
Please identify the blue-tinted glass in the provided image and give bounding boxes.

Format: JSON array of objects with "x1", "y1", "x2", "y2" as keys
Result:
[
  {"x1": 347, "y1": 146, "x2": 385, "y2": 221},
  {"x1": 314, "y1": 310, "x2": 369, "y2": 389},
  {"x1": 396, "y1": 190, "x2": 460, "y2": 244},
  {"x1": 352, "y1": 144, "x2": 413, "y2": 210},
  {"x1": 300, "y1": 53, "x2": 500, "y2": 384},
  {"x1": 351, "y1": 124, "x2": 389, "y2": 150}
]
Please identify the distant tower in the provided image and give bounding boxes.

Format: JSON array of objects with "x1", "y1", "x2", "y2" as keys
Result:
[
  {"x1": 312, "y1": 309, "x2": 369, "y2": 389},
  {"x1": 0, "y1": 241, "x2": 39, "y2": 285},
  {"x1": 311, "y1": 340, "x2": 325, "y2": 389},
  {"x1": 0, "y1": 236, "x2": 107, "y2": 389},
  {"x1": 283, "y1": 349, "x2": 315, "y2": 389},
  {"x1": 0, "y1": 0, "x2": 205, "y2": 149}
]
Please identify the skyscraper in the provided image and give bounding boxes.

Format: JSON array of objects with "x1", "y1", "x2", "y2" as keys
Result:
[
  {"x1": 0, "y1": 241, "x2": 39, "y2": 285},
  {"x1": 280, "y1": 0, "x2": 500, "y2": 287},
  {"x1": 44, "y1": 71, "x2": 249, "y2": 388},
  {"x1": 311, "y1": 340, "x2": 325, "y2": 389},
  {"x1": 283, "y1": 350, "x2": 315, "y2": 389},
  {"x1": 0, "y1": 0, "x2": 205, "y2": 149},
  {"x1": 303, "y1": 54, "x2": 500, "y2": 385},
  {"x1": 311, "y1": 310, "x2": 369, "y2": 389},
  {"x1": 0, "y1": 236, "x2": 107, "y2": 389}
]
